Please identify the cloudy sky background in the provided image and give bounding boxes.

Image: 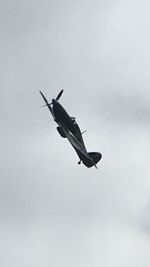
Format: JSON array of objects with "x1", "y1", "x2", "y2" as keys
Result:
[{"x1": 1, "y1": 0, "x2": 150, "y2": 266}]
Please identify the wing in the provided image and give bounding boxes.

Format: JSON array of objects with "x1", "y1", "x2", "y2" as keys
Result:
[{"x1": 61, "y1": 125, "x2": 88, "y2": 157}]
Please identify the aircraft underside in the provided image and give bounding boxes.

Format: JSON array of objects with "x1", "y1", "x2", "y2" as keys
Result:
[{"x1": 40, "y1": 89, "x2": 102, "y2": 168}]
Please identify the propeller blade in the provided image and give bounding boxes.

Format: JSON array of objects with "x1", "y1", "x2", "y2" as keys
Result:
[
  {"x1": 56, "y1": 89, "x2": 64, "y2": 101},
  {"x1": 40, "y1": 103, "x2": 52, "y2": 108}
]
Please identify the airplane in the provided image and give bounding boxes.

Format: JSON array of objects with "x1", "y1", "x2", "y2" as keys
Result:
[{"x1": 39, "y1": 90, "x2": 102, "y2": 168}]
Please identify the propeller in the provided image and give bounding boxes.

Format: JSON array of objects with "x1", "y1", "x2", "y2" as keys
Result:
[
  {"x1": 56, "y1": 89, "x2": 64, "y2": 101},
  {"x1": 40, "y1": 89, "x2": 64, "y2": 108}
]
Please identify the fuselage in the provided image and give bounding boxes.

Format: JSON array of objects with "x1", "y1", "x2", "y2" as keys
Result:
[
  {"x1": 52, "y1": 99, "x2": 92, "y2": 160},
  {"x1": 52, "y1": 99, "x2": 86, "y2": 146},
  {"x1": 52, "y1": 99, "x2": 75, "y2": 133}
]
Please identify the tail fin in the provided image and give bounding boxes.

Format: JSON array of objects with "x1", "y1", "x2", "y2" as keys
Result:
[{"x1": 82, "y1": 152, "x2": 102, "y2": 168}]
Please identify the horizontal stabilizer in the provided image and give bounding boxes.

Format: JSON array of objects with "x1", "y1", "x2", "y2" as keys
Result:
[
  {"x1": 82, "y1": 152, "x2": 102, "y2": 168},
  {"x1": 88, "y1": 152, "x2": 102, "y2": 164}
]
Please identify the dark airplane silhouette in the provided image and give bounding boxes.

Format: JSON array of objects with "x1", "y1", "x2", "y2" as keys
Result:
[{"x1": 39, "y1": 90, "x2": 102, "y2": 168}]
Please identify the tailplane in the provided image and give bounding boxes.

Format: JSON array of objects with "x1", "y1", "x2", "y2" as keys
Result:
[
  {"x1": 88, "y1": 152, "x2": 102, "y2": 166},
  {"x1": 82, "y1": 152, "x2": 102, "y2": 168}
]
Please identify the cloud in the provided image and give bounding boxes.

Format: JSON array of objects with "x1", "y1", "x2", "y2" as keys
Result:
[{"x1": 1, "y1": 0, "x2": 150, "y2": 266}]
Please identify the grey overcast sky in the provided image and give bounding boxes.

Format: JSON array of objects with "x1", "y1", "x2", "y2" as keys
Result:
[{"x1": 1, "y1": 0, "x2": 150, "y2": 266}]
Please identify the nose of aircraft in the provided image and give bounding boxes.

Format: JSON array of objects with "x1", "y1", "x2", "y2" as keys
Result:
[
  {"x1": 52, "y1": 98, "x2": 61, "y2": 114},
  {"x1": 52, "y1": 98, "x2": 63, "y2": 122},
  {"x1": 52, "y1": 99, "x2": 57, "y2": 105},
  {"x1": 52, "y1": 99, "x2": 61, "y2": 110}
]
